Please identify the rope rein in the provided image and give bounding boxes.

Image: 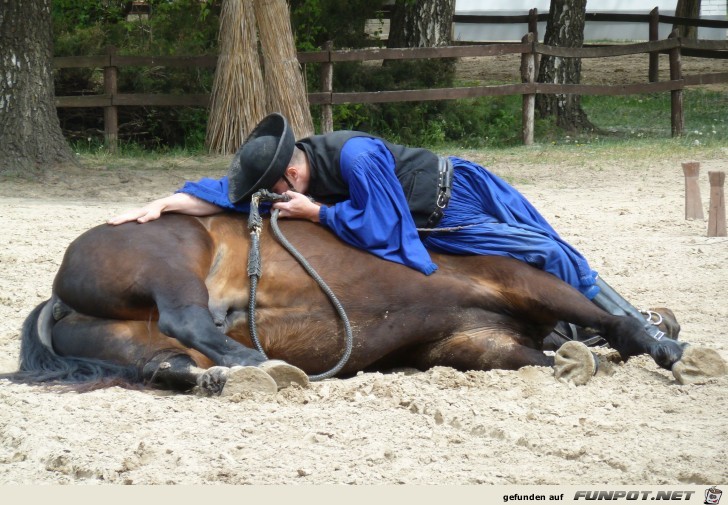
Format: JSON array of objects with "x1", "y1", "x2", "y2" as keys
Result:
[
  {"x1": 245, "y1": 191, "x2": 484, "y2": 380},
  {"x1": 247, "y1": 190, "x2": 353, "y2": 381}
]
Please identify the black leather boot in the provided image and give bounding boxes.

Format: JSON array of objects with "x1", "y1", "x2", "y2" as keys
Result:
[
  {"x1": 591, "y1": 277, "x2": 687, "y2": 369},
  {"x1": 592, "y1": 277, "x2": 667, "y2": 341}
]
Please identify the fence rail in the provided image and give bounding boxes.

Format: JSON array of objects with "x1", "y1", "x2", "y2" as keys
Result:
[
  {"x1": 54, "y1": 9, "x2": 728, "y2": 150},
  {"x1": 453, "y1": 11, "x2": 728, "y2": 29}
]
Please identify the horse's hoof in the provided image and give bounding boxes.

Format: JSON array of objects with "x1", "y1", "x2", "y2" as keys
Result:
[
  {"x1": 652, "y1": 338, "x2": 687, "y2": 370},
  {"x1": 554, "y1": 341, "x2": 598, "y2": 386},
  {"x1": 220, "y1": 366, "x2": 278, "y2": 396},
  {"x1": 196, "y1": 366, "x2": 230, "y2": 395},
  {"x1": 197, "y1": 366, "x2": 278, "y2": 396},
  {"x1": 259, "y1": 360, "x2": 310, "y2": 390},
  {"x1": 671, "y1": 346, "x2": 727, "y2": 385}
]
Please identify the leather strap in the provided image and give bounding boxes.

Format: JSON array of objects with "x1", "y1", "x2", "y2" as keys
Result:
[{"x1": 423, "y1": 157, "x2": 453, "y2": 229}]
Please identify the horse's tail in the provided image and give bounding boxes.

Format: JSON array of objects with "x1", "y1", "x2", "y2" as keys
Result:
[{"x1": 1, "y1": 299, "x2": 140, "y2": 387}]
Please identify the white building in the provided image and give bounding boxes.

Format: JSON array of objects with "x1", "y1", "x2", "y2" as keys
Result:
[{"x1": 453, "y1": 0, "x2": 727, "y2": 41}]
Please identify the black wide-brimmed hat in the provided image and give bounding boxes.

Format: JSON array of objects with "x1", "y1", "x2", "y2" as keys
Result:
[{"x1": 227, "y1": 112, "x2": 295, "y2": 203}]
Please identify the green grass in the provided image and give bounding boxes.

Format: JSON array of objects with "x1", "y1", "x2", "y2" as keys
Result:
[
  {"x1": 69, "y1": 143, "x2": 228, "y2": 174},
  {"x1": 69, "y1": 139, "x2": 210, "y2": 160},
  {"x1": 449, "y1": 137, "x2": 726, "y2": 165},
  {"x1": 581, "y1": 89, "x2": 728, "y2": 147},
  {"x1": 344, "y1": 87, "x2": 728, "y2": 151},
  {"x1": 66, "y1": 87, "x2": 726, "y2": 156},
  {"x1": 72, "y1": 137, "x2": 724, "y2": 176}
]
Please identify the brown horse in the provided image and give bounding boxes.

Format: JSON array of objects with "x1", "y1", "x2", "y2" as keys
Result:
[{"x1": 7, "y1": 212, "x2": 724, "y2": 394}]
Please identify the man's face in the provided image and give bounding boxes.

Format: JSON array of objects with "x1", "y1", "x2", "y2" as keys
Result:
[{"x1": 270, "y1": 173, "x2": 296, "y2": 194}]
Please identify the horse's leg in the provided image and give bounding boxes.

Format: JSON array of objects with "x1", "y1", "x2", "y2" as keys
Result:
[
  {"x1": 154, "y1": 294, "x2": 265, "y2": 369},
  {"x1": 494, "y1": 266, "x2": 694, "y2": 372},
  {"x1": 51, "y1": 312, "x2": 283, "y2": 394},
  {"x1": 50, "y1": 312, "x2": 308, "y2": 394},
  {"x1": 407, "y1": 327, "x2": 601, "y2": 385},
  {"x1": 408, "y1": 327, "x2": 555, "y2": 371},
  {"x1": 53, "y1": 218, "x2": 311, "y2": 388},
  {"x1": 51, "y1": 312, "x2": 208, "y2": 390},
  {"x1": 54, "y1": 219, "x2": 270, "y2": 369},
  {"x1": 151, "y1": 295, "x2": 309, "y2": 389}
]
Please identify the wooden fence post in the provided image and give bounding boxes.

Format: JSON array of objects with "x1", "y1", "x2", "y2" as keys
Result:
[
  {"x1": 104, "y1": 46, "x2": 119, "y2": 152},
  {"x1": 528, "y1": 9, "x2": 538, "y2": 40},
  {"x1": 668, "y1": 30, "x2": 684, "y2": 137},
  {"x1": 320, "y1": 40, "x2": 334, "y2": 134},
  {"x1": 528, "y1": 8, "x2": 540, "y2": 70},
  {"x1": 708, "y1": 171, "x2": 727, "y2": 237},
  {"x1": 520, "y1": 32, "x2": 536, "y2": 146},
  {"x1": 648, "y1": 7, "x2": 659, "y2": 82},
  {"x1": 682, "y1": 161, "x2": 704, "y2": 220}
]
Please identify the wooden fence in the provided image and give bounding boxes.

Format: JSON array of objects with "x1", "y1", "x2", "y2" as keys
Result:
[
  {"x1": 452, "y1": 7, "x2": 728, "y2": 82},
  {"x1": 54, "y1": 9, "x2": 728, "y2": 150}
]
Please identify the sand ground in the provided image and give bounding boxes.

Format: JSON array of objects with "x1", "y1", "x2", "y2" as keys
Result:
[
  {"x1": 1, "y1": 52, "x2": 727, "y2": 485},
  {"x1": 1, "y1": 145, "x2": 727, "y2": 485}
]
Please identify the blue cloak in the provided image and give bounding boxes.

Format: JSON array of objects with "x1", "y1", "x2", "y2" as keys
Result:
[{"x1": 176, "y1": 137, "x2": 598, "y2": 298}]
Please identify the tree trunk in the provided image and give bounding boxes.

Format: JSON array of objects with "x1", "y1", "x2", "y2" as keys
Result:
[
  {"x1": 385, "y1": 0, "x2": 456, "y2": 81},
  {"x1": 386, "y1": 0, "x2": 455, "y2": 48},
  {"x1": 0, "y1": 0, "x2": 75, "y2": 175},
  {"x1": 673, "y1": 0, "x2": 702, "y2": 39},
  {"x1": 535, "y1": 0, "x2": 594, "y2": 132}
]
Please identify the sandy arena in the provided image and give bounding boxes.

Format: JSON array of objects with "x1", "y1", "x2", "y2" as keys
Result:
[
  {"x1": 1, "y1": 142, "x2": 727, "y2": 484},
  {"x1": 2, "y1": 45, "x2": 728, "y2": 486}
]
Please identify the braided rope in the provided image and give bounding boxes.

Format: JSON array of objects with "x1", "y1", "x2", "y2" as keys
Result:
[{"x1": 247, "y1": 190, "x2": 353, "y2": 381}]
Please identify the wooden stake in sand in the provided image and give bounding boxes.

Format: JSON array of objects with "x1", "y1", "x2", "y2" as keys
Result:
[
  {"x1": 206, "y1": 0, "x2": 267, "y2": 154},
  {"x1": 682, "y1": 161, "x2": 704, "y2": 220},
  {"x1": 707, "y1": 171, "x2": 726, "y2": 237}
]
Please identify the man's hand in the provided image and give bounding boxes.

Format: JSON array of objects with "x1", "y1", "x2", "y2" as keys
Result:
[
  {"x1": 272, "y1": 191, "x2": 321, "y2": 222},
  {"x1": 107, "y1": 193, "x2": 224, "y2": 226},
  {"x1": 108, "y1": 202, "x2": 165, "y2": 225}
]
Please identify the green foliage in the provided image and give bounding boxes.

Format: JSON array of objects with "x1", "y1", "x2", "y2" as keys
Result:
[
  {"x1": 53, "y1": 0, "x2": 220, "y2": 55},
  {"x1": 52, "y1": 1, "x2": 128, "y2": 31},
  {"x1": 334, "y1": 59, "x2": 455, "y2": 93},
  {"x1": 290, "y1": 0, "x2": 389, "y2": 92},
  {"x1": 346, "y1": 96, "x2": 524, "y2": 149},
  {"x1": 53, "y1": 0, "x2": 220, "y2": 150},
  {"x1": 53, "y1": 1, "x2": 728, "y2": 154},
  {"x1": 320, "y1": 59, "x2": 518, "y2": 148},
  {"x1": 289, "y1": 0, "x2": 387, "y2": 50},
  {"x1": 326, "y1": 86, "x2": 728, "y2": 151}
]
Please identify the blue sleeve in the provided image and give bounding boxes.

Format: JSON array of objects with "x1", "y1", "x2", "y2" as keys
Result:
[
  {"x1": 176, "y1": 176, "x2": 251, "y2": 213},
  {"x1": 318, "y1": 137, "x2": 437, "y2": 275}
]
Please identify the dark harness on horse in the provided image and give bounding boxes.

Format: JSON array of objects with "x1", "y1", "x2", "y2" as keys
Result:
[{"x1": 246, "y1": 189, "x2": 353, "y2": 381}]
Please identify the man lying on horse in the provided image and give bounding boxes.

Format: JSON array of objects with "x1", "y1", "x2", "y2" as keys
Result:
[
  {"x1": 6, "y1": 114, "x2": 725, "y2": 395},
  {"x1": 110, "y1": 113, "x2": 678, "y2": 356}
]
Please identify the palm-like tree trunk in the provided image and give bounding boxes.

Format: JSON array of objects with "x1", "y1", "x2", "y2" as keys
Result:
[
  {"x1": 206, "y1": 0, "x2": 314, "y2": 153},
  {"x1": 205, "y1": 0, "x2": 267, "y2": 154},
  {"x1": 254, "y1": 0, "x2": 314, "y2": 139}
]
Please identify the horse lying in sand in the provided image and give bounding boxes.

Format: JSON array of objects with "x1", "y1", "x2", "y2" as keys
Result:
[{"x1": 7, "y1": 213, "x2": 725, "y2": 394}]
